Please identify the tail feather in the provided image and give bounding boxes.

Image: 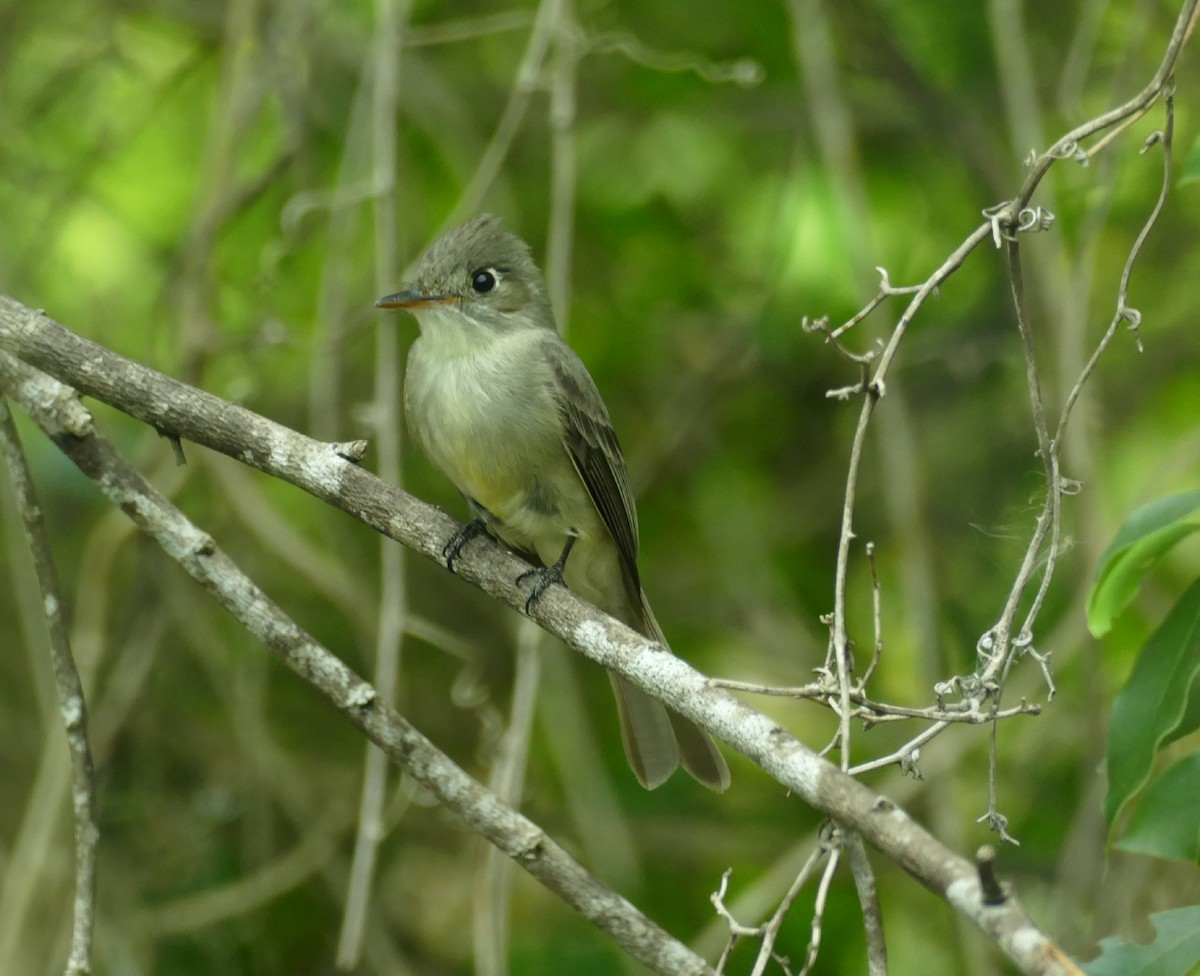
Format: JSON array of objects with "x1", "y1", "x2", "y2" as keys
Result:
[
  {"x1": 608, "y1": 673, "x2": 679, "y2": 789},
  {"x1": 668, "y1": 709, "x2": 731, "y2": 792},
  {"x1": 605, "y1": 590, "x2": 730, "y2": 792}
]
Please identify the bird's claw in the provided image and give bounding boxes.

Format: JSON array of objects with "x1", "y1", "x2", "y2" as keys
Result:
[
  {"x1": 517, "y1": 563, "x2": 565, "y2": 614},
  {"x1": 443, "y1": 519, "x2": 489, "y2": 572}
]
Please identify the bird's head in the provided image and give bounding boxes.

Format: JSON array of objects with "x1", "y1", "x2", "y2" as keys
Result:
[{"x1": 375, "y1": 214, "x2": 554, "y2": 335}]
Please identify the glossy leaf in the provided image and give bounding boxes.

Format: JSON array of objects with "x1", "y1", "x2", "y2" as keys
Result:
[
  {"x1": 1087, "y1": 491, "x2": 1200, "y2": 638},
  {"x1": 1082, "y1": 906, "x2": 1200, "y2": 976},
  {"x1": 1104, "y1": 579, "x2": 1200, "y2": 829},
  {"x1": 1115, "y1": 753, "x2": 1200, "y2": 862}
]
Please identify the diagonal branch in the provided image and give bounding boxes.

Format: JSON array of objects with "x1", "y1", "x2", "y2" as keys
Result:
[
  {"x1": 1, "y1": 298, "x2": 1081, "y2": 975},
  {"x1": 0, "y1": 346, "x2": 715, "y2": 976}
]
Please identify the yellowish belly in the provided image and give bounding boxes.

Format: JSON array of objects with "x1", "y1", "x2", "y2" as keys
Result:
[{"x1": 405, "y1": 327, "x2": 605, "y2": 554}]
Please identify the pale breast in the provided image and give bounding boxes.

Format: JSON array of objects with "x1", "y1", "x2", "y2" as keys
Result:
[{"x1": 404, "y1": 328, "x2": 583, "y2": 539}]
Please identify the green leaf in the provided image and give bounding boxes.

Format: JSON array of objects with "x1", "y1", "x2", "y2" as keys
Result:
[
  {"x1": 1082, "y1": 906, "x2": 1200, "y2": 975},
  {"x1": 1165, "y1": 669, "x2": 1200, "y2": 748},
  {"x1": 1180, "y1": 135, "x2": 1200, "y2": 187},
  {"x1": 1116, "y1": 753, "x2": 1200, "y2": 862},
  {"x1": 1087, "y1": 491, "x2": 1200, "y2": 637},
  {"x1": 1104, "y1": 579, "x2": 1200, "y2": 829}
]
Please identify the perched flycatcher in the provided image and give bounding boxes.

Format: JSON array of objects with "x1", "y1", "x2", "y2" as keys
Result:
[{"x1": 376, "y1": 214, "x2": 729, "y2": 791}]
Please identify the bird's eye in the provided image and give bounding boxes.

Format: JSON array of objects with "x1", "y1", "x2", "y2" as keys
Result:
[{"x1": 471, "y1": 269, "x2": 497, "y2": 293}]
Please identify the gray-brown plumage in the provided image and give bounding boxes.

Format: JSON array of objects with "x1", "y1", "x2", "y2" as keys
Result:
[{"x1": 377, "y1": 213, "x2": 729, "y2": 791}]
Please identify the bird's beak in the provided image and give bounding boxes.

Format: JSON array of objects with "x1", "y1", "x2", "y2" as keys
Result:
[{"x1": 374, "y1": 288, "x2": 459, "y2": 309}]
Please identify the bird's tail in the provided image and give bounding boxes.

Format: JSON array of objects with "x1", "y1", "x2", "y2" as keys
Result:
[{"x1": 609, "y1": 592, "x2": 730, "y2": 792}]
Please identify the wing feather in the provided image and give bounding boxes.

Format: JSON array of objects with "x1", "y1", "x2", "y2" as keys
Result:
[{"x1": 548, "y1": 345, "x2": 641, "y2": 588}]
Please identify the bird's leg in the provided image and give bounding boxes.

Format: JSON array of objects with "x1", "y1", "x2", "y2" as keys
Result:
[
  {"x1": 517, "y1": 535, "x2": 577, "y2": 614},
  {"x1": 443, "y1": 518, "x2": 491, "y2": 573}
]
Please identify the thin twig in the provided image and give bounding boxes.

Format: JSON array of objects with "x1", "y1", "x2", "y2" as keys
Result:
[
  {"x1": 711, "y1": 677, "x2": 1039, "y2": 726},
  {"x1": 749, "y1": 843, "x2": 830, "y2": 976},
  {"x1": 1007, "y1": 0, "x2": 1195, "y2": 215},
  {"x1": 474, "y1": 11, "x2": 578, "y2": 969},
  {"x1": 824, "y1": 221, "x2": 994, "y2": 777},
  {"x1": 978, "y1": 234, "x2": 1060, "y2": 692},
  {"x1": 1054, "y1": 90, "x2": 1175, "y2": 446},
  {"x1": 861, "y1": 542, "x2": 884, "y2": 687},
  {"x1": 848, "y1": 721, "x2": 947, "y2": 777},
  {"x1": 798, "y1": 839, "x2": 842, "y2": 976},
  {"x1": 975, "y1": 846, "x2": 1007, "y2": 906},
  {"x1": 846, "y1": 835, "x2": 887, "y2": 976},
  {"x1": 977, "y1": 717, "x2": 1019, "y2": 846},
  {"x1": 712, "y1": 868, "x2": 764, "y2": 973},
  {"x1": 0, "y1": 398, "x2": 97, "y2": 976},
  {"x1": 806, "y1": 0, "x2": 1195, "y2": 805},
  {"x1": 711, "y1": 846, "x2": 829, "y2": 976},
  {"x1": 175, "y1": 0, "x2": 270, "y2": 383},
  {"x1": 827, "y1": 269, "x2": 926, "y2": 341}
]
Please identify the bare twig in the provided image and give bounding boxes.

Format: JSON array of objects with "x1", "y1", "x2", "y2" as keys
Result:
[
  {"x1": 976, "y1": 232, "x2": 1061, "y2": 710},
  {"x1": 711, "y1": 677, "x2": 1040, "y2": 726},
  {"x1": 861, "y1": 542, "x2": 884, "y2": 687},
  {"x1": 1054, "y1": 91, "x2": 1175, "y2": 444},
  {"x1": 711, "y1": 846, "x2": 828, "y2": 976},
  {"x1": 711, "y1": 868, "x2": 764, "y2": 972},
  {"x1": 175, "y1": 0, "x2": 274, "y2": 383},
  {"x1": 846, "y1": 835, "x2": 887, "y2": 976},
  {"x1": 975, "y1": 846, "x2": 1007, "y2": 906},
  {"x1": 1006, "y1": 0, "x2": 1194, "y2": 215},
  {"x1": 803, "y1": 0, "x2": 1195, "y2": 809},
  {"x1": 977, "y1": 714, "x2": 1019, "y2": 846},
  {"x1": 823, "y1": 220, "x2": 994, "y2": 778},
  {"x1": 798, "y1": 839, "x2": 841, "y2": 976},
  {"x1": 750, "y1": 839, "x2": 830, "y2": 976},
  {"x1": 0, "y1": 398, "x2": 97, "y2": 976},
  {"x1": 537, "y1": 641, "x2": 644, "y2": 889},
  {"x1": 827, "y1": 269, "x2": 926, "y2": 342},
  {"x1": 848, "y1": 722, "x2": 945, "y2": 778}
]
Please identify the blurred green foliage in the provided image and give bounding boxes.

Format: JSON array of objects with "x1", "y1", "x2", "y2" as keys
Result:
[{"x1": 2, "y1": 0, "x2": 1200, "y2": 974}]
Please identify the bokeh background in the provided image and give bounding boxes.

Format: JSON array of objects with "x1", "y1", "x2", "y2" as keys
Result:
[{"x1": 2, "y1": 0, "x2": 1199, "y2": 973}]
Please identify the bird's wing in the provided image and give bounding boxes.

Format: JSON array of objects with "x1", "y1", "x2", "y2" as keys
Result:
[{"x1": 548, "y1": 342, "x2": 641, "y2": 585}]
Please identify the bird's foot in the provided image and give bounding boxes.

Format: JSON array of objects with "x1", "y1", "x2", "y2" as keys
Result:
[
  {"x1": 443, "y1": 519, "x2": 489, "y2": 572},
  {"x1": 516, "y1": 536, "x2": 576, "y2": 614},
  {"x1": 516, "y1": 562, "x2": 566, "y2": 614}
]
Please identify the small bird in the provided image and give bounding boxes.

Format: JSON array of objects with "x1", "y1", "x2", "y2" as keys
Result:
[{"x1": 376, "y1": 214, "x2": 729, "y2": 791}]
